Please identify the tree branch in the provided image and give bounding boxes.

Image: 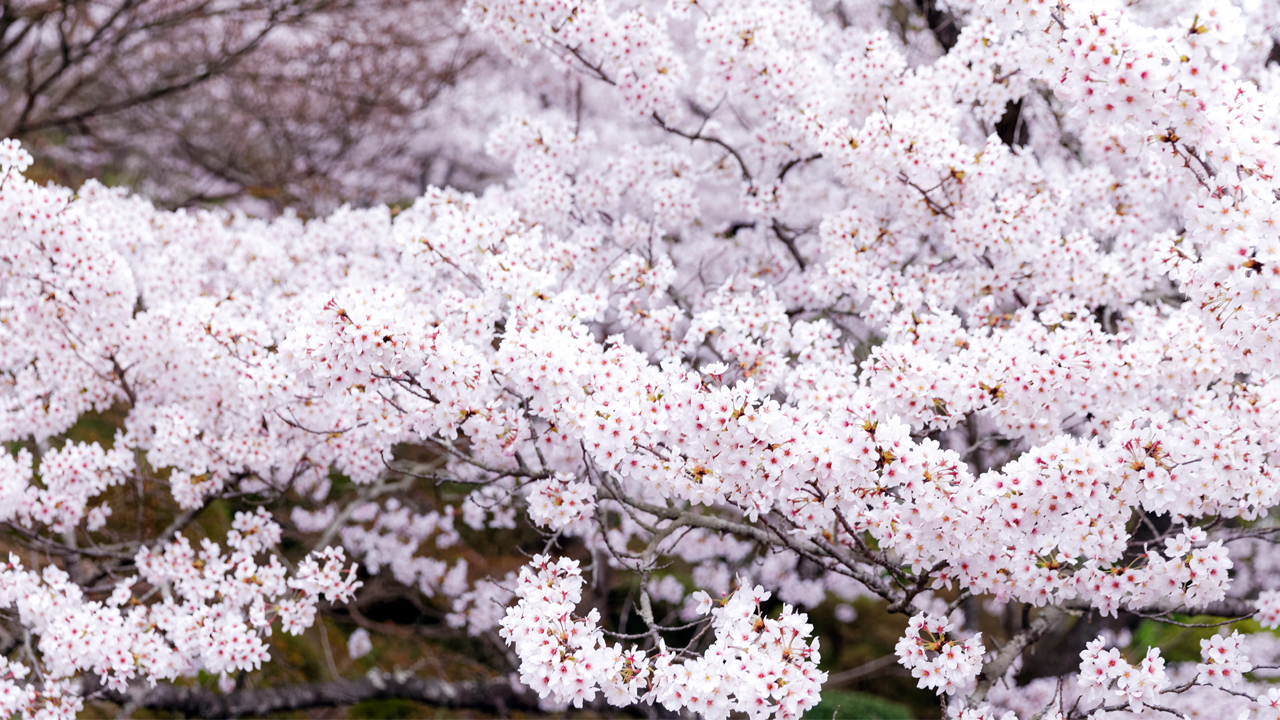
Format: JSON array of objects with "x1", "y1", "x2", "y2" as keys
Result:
[
  {"x1": 971, "y1": 605, "x2": 1065, "y2": 703},
  {"x1": 103, "y1": 673, "x2": 538, "y2": 719}
]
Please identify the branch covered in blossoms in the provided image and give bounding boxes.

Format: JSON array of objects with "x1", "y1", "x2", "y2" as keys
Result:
[{"x1": 6, "y1": 0, "x2": 1280, "y2": 716}]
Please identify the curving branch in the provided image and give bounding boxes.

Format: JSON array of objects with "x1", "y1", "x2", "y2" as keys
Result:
[
  {"x1": 1064, "y1": 597, "x2": 1260, "y2": 620},
  {"x1": 652, "y1": 112, "x2": 753, "y2": 182}
]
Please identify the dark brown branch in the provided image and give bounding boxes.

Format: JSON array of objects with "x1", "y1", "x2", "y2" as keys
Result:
[
  {"x1": 100, "y1": 673, "x2": 538, "y2": 719},
  {"x1": 561, "y1": 43, "x2": 617, "y2": 86},
  {"x1": 1126, "y1": 610, "x2": 1253, "y2": 628},
  {"x1": 594, "y1": 467, "x2": 898, "y2": 600},
  {"x1": 777, "y1": 153, "x2": 821, "y2": 181},
  {"x1": 108, "y1": 353, "x2": 136, "y2": 407},
  {"x1": 898, "y1": 171, "x2": 955, "y2": 219},
  {"x1": 1063, "y1": 597, "x2": 1259, "y2": 620},
  {"x1": 770, "y1": 219, "x2": 808, "y2": 270},
  {"x1": 652, "y1": 112, "x2": 752, "y2": 182}
]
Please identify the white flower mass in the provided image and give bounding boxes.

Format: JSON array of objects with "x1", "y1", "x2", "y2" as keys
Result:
[{"x1": 5, "y1": 0, "x2": 1280, "y2": 717}]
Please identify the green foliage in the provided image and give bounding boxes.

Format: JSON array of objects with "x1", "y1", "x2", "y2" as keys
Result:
[
  {"x1": 60, "y1": 404, "x2": 129, "y2": 449},
  {"x1": 1130, "y1": 616, "x2": 1262, "y2": 663},
  {"x1": 804, "y1": 689, "x2": 915, "y2": 720}
]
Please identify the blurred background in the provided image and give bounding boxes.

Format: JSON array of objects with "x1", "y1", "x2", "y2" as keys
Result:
[{"x1": 1, "y1": 0, "x2": 515, "y2": 215}]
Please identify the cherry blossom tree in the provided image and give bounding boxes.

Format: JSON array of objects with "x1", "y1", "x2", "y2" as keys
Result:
[{"x1": 6, "y1": 0, "x2": 1280, "y2": 718}]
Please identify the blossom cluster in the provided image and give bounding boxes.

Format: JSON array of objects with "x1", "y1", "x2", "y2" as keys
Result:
[
  {"x1": 895, "y1": 612, "x2": 986, "y2": 696},
  {"x1": 1196, "y1": 630, "x2": 1253, "y2": 689},
  {"x1": 525, "y1": 472, "x2": 598, "y2": 530},
  {"x1": 500, "y1": 556, "x2": 824, "y2": 720},
  {"x1": 1078, "y1": 637, "x2": 1171, "y2": 713},
  {"x1": 0, "y1": 506, "x2": 359, "y2": 717}
]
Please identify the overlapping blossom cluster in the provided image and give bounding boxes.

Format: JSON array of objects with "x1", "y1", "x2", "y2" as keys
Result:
[
  {"x1": 1078, "y1": 637, "x2": 1171, "y2": 713},
  {"x1": 526, "y1": 472, "x2": 599, "y2": 530},
  {"x1": 895, "y1": 612, "x2": 986, "y2": 696},
  {"x1": 0, "y1": 509, "x2": 359, "y2": 719},
  {"x1": 5, "y1": 0, "x2": 1280, "y2": 717},
  {"x1": 501, "y1": 555, "x2": 824, "y2": 719}
]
